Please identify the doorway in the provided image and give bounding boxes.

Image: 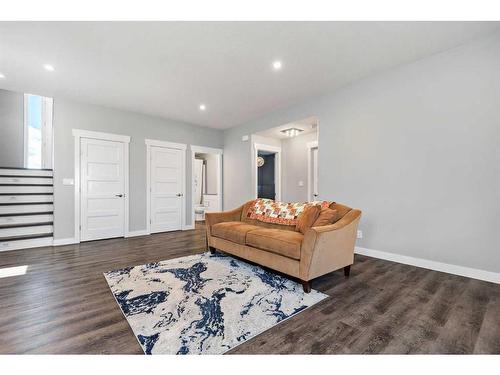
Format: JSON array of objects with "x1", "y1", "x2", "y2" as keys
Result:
[
  {"x1": 257, "y1": 151, "x2": 276, "y2": 200},
  {"x1": 252, "y1": 143, "x2": 281, "y2": 201},
  {"x1": 190, "y1": 145, "x2": 223, "y2": 223}
]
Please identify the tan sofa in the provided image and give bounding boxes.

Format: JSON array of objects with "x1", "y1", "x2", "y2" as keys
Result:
[{"x1": 205, "y1": 200, "x2": 361, "y2": 293}]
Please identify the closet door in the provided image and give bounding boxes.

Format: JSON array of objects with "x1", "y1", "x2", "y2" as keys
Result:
[
  {"x1": 80, "y1": 138, "x2": 125, "y2": 241},
  {"x1": 150, "y1": 146, "x2": 183, "y2": 233}
]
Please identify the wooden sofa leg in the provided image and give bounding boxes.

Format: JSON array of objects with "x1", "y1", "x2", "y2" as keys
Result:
[
  {"x1": 344, "y1": 265, "x2": 351, "y2": 278},
  {"x1": 209, "y1": 246, "x2": 216, "y2": 254},
  {"x1": 301, "y1": 280, "x2": 312, "y2": 293}
]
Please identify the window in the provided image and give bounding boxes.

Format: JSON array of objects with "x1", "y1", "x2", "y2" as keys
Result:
[{"x1": 24, "y1": 94, "x2": 53, "y2": 169}]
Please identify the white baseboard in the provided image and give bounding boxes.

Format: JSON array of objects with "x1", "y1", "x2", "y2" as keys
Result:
[
  {"x1": 53, "y1": 237, "x2": 78, "y2": 246},
  {"x1": 182, "y1": 224, "x2": 195, "y2": 231},
  {"x1": 125, "y1": 230, "x2": 149, "y2": 238},
  {"x1": 355, "y1": 246, "x2": 500, "y2": 284}
]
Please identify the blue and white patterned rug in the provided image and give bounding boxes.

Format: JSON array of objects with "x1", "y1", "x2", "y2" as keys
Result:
[{"x1": 104, "y1": 252, "x2": 327, "y2": 354}]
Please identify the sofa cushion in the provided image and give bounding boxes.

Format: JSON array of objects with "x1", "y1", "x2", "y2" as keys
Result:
[
  {"x1": 211, "y1": 221, "x2": 262, "y2": 245},
  {"x1": 313, "y1": 208, "x2": 339, "y2": 227},
  {"x1": 246, "y1": 228, "x2": 304, "y2": 260},
  {"x1": 295, "y1": 205, "x2": 321, "y2": 234},
  {"x1": 329, "y1": 202, "x2": 351, "y2": 222}
]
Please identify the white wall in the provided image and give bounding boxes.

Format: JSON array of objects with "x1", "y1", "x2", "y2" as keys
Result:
[
  {"x1": 223, "y1": 31, "x2": 500, "y2": 274},
  {"x1": 282, "y1": 131, "x2": 318, "y2": 202},
  {"x1": 53, "y1": 97, "x2": 223, "y2": 240},
  {"x1": 0, "y1": 89, "x2": 24, "y2": 167},
  {"x1": 196, "y1": 152, "x2": 218, "y2": 195}
]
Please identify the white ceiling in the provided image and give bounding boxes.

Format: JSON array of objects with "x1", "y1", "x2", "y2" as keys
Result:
[{"x1": 0, "y1": 22, "x2": 498, "y2": 129}]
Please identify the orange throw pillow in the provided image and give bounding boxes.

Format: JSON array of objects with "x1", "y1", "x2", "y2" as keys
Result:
[
  {"x1": 313, "y1": 208, "x2": 338, "y2": 227},
  {"x1": 295, "y1": 205, "x2": 321, "y2": 234}
]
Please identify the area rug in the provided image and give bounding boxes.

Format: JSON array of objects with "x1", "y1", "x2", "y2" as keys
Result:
[{"x1": 104, "y1": 252, "x2": 327, "y2": 354}]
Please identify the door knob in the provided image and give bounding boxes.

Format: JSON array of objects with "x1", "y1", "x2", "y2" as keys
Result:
[
  {"x1": 115, "y1": 194, "x2": 123, "y2": 197},
  {"x1": 176, "y1": 193, "x2": 183, "y2": 197}
]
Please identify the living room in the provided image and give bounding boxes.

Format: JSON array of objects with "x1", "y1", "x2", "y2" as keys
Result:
[{"x1": 1, "y1": 1, "x2": 499, "y2": 374}]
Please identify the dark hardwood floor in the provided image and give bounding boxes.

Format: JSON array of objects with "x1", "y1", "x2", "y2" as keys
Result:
[{"x1": 0, "y1": 222, "x2": 499, "y2": 354}]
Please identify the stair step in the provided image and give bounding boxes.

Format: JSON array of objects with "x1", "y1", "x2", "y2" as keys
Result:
[
  {"x1": 0, "y1": 221, "x2": 53, "y2": 229},
  {"x1": 0, "y1": 204, "x2": 53, "y2": 215},
  {"x1": 0, "y1": 202, "x2": 54, "y2": 205},
  {"x1": 0, "y1": 167, "x2": 53, "y2": 177},
  {"x1": 0, "y1": 184, "x2": 53, "y2": 186},
  {"x1": 0, "y1": 224, "x2": 53, "y2": 238},
  {"x1": 0, "y1": 213, "x2": 53, "y2": 226},
  {"x1": 0, "y1": 202, "x2": 54, "y2": 206},
  {"x1": 0, "y1": 233, "x2": 53, "y2": 242},
  {"x1": 0, "y1": 185, "x2": 53, "y2": 194},
  {"x1": 0, "y1": 193, "x2": 53, "y2": 195},
  {"x1": 0, "y1": 211, "x2": 54, "y2": 217},
  {"x1": 0, "y1": 195, "x2": 53, "y2": 204},
  {"x1": 0, "y1": 166, "x2": 53, "y2": 171},
  {"x1": 0, "y1": 175, "x2": 53, "y2": 178}
]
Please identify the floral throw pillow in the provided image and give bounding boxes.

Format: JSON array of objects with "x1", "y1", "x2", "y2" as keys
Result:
[{"x1": 247, "y1": 198, "x2": 331, "y2": 225}]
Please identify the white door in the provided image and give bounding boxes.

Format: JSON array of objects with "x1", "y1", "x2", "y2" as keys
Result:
[
  {"x1": 150, "y1": 146, "x2": 183, "y2": 233},
  {"x1": 80, "y1": 138, "x2": 125, "y2": 241}
]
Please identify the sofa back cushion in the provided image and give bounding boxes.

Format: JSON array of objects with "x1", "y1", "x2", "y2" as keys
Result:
[
  {"x1": 329, "y1": 202, "x2": 351, "y2": 221},
  {"x1": 313, "y1": 207, "x2": 339, "y2": 227},
  {"x1": 296, "y1": 205, "x2": 321, "y2": 234}
]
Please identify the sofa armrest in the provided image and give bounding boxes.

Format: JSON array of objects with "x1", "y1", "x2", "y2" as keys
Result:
[
  {"x1": 205, "y1": 205, "x2": 244, "y2": 236},
  {"x1": 299, "y1": 209, "x2": 361, "y2": 281}
]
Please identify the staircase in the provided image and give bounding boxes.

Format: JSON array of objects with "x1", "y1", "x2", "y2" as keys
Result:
[{"x1": 0, "y1": 167, "x2": 54, "y2": 251}]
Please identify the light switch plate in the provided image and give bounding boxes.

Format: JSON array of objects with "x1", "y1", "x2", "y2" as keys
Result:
[
  {"x1": 63, "y1": 178, "x2": 74, "y2": 186},
  {"x1": 298, "y1": 180, "x2": 304, "y2": 187}
]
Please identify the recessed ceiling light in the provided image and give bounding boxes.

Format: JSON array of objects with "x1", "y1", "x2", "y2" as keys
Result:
[
  {"x1": 199, "y1": 104, "x2": 206, "y2": 111},
  {"x1": 0, "y1": 73, "x2": 5, "y2": 79},
  {"x1": 272, "y1": 60, "x2": 282, "y2": 70},
  {"x1": 43, "y1": 64, "x2": 55, "y2": 72}
]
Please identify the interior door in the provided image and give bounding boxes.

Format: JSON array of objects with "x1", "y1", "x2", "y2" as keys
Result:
[
  {"x1": 150, "y1": 146, "x2": 183, "y2": 233},
  {"x1": 80, "y1": 138, "x2": 125, "y2": 241}
]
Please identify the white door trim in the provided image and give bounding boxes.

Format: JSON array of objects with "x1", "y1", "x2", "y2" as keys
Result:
[
  {"x1": 306, "y1": 140, "x2": 319, "y2": 201},
  {"x1": 73, "y1": 129, "x2": 130, "y2": 243},
  {"x1": 145, "y1": 139, "x2": 187, "y2": 150},
  {"x1": 190, "y1": 145, "x2": 223, "y2": 226},
  {"x1": 72, "y1": 129, "x2": 130, "y2": 143},
  {"x1": 146, "y1": 139, "x2": 187, "y2": 234},
  {"x1": 190, "y1": 145, "x2": 223, "y2": 155},
  {"x1": 253, "y1": 142, "x2": 282, "y2": 201}
]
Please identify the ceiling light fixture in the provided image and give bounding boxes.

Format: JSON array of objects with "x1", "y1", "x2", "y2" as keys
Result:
[
  {"x1": 199, "y1": 104, "x2": 206, "y2": 111},
  {"x1": 281, "y1": 127, "x2": 304, "y2": 138},
  {"x1": 0, "y1": 73, "x2": 5, "y2": 79},
  {"x1": 272, "y1": 60, "x2": 282, "y2": 70},
  {"x1": 43, "y1": 64, "x2": 55, "y2": 72}
]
